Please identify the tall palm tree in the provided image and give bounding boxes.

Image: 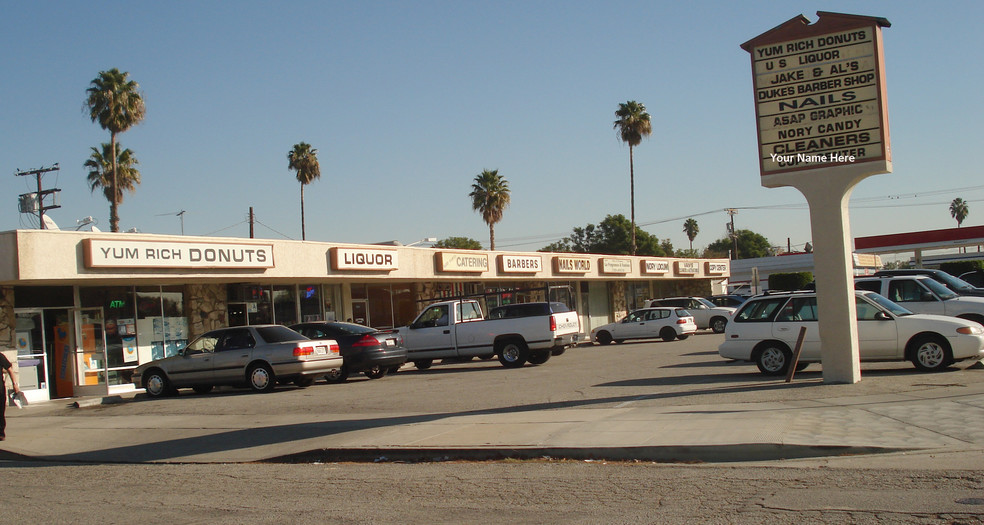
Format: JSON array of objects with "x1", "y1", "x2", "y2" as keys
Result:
[
  {"x1": 950, "y1": 197, "x2": 969, "y2": 228},
  {"x1": 469, "y1": 169, "x2": 511, "y2": 250},
  {"x1": 85, "y1": 68, "x2": 146, "y2": 232},
  {"x1": 683, "y1": 218, "x2": 699, "y2": 250},
  {"x1": 288, "y1": 142, "x2": 321, "y2": 240},
  {"x1": 84, "y1": 143, "x2": 141, "y2": 220},
  {"x1": 614, "y1": 100, "x2": 652, "y2": 255}
]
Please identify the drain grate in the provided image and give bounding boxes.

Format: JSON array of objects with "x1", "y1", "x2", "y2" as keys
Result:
[{"x1": 955, "y1": 498, "x2": 984, "y2": 506}]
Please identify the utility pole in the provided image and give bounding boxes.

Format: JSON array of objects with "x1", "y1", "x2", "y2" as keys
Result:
[
  {"x1": 16, "y1": 164, "x2": 61, "y2": 229},
  {"x1": 249, "y1": 207, "x2": 255, "y2": 239},
  {"x1": 725, "y1": 208, "x2": 738, "y2": 260}
]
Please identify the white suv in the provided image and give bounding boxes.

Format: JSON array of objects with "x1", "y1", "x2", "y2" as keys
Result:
[
  {"x1": 719, "y1": 290, "x2": 984, "y2": 375},
  {"x1": 646, "y1": 297, "x2": 735, "y2": 333},
  {"x1": 854, "y1": 275, "x2": 984, "y2": 326}
]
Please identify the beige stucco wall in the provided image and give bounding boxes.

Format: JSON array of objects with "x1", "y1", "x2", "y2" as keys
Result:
[{"x1": 3, "y1": 229, "x2": 730, "y2": 286}]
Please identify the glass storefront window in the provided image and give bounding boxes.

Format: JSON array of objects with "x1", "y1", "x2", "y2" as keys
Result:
[
  {"x1": 299, "y1": 284, "x2": 322, "y2": 322},
  {"x1": 625, "y1": 282, "x2": 650, "y2": 311},
  {"x1": 80, "y1": 286, "x2": 135, "y2": 386},
  {"x1": 273, "y1": 285, "x2": 297, "y2": 325}
]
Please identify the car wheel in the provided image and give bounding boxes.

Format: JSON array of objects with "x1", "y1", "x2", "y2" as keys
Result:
[
  {"x1": 324, "y1": 367, "x2": 349, "y2": 383},
  {"x1": 364, "y1": 365, "x2": 388, "y2": 379},
  {"x1": 551, "y1": 348, "x2": 566, "y2": 356},
  {"x1": 755, "y1": 342, "x2": 791, "y2": 376},
  {"x1": 247, "y1": 363, "x2": 276, "y2": 393},
  {"x1": 143, "y1": 369, "x2": 173, "y2": 398},
  {"x1": 660, "y1": 327, "x2": 677, "y2": 342},
  {"x1": 676, "y1": 334, "x2": 689, "y2": 340},
  {"x1": 414, "y1": 359, "x2": 433, "y2": 370},
  {"x1": 527, "y1": 350, "x2": 551, "y2": 365},
  {"x1": 192, "y1": 385, "x2": 213, "y2": 395},
  {"x1": 387, "y1": 365, "x2": 402, "y2": 374},
  {"x1": 294, "y1": 376, "x2": 315, "y2": 387},
  {"x1": 910, "y1": 335, "x2": 952, "y2": 372},
  {"x1": 596, "y1": 331, "x2": 613, "y2": 345},
  {"x1": 711, "y1": 316, "x2": 728, "y2": 334},
  {"x1": 497, "y1": 340, "x2": 529, "y2": 368}
]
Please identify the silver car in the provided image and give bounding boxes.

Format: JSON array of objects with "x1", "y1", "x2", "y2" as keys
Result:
[{"x1": 132, "y1": 325, "x2": 341, "y2": 397}]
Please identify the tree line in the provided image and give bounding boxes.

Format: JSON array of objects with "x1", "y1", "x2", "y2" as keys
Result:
[{"x1": 77, "y1": 73, "x2": 972, "y2": 252}]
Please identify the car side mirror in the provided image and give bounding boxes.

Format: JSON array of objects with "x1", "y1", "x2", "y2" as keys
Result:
[
  {"x1": 922, "y1": 292, "x2": 936, "y2": 301},
  {"x1": 874, "y1": 311, "x2": 891, "y2": 321}
]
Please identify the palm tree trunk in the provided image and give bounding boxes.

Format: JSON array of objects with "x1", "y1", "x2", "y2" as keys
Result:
[
  {"x1": 110, "y1": 132, "x2": 120, "y2": 232},
  {"x1": 489, "y1": 223, "x2": 495, "y2": 251},
  {"x1": 629, "y1": 144, "x2": 636, "y2": 255},
  {"x1": 300, "y1": 183, "x2": 306, "y2": 240}
]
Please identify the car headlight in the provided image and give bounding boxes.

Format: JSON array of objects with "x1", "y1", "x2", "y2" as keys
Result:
[{"x1": 957, "y1": 325, "x2": 984, "y2": 335}]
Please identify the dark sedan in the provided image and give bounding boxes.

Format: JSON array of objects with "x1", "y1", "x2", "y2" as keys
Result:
[{"x1": 291, "y1": 322, "x2": 407, "y2": 382}]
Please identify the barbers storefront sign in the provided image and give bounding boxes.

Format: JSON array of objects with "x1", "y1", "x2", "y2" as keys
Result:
[{"x1": 83, "y1": 239, "x2": 275, "y2": 269}]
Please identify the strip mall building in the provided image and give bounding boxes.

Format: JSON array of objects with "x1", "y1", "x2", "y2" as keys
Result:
[{"x1": 0, "y1": 229, "x2": 730, "y2": 402}]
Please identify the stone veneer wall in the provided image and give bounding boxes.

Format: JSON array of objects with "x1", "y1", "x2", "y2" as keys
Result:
[
  {"x1": 0, "y1": 286, "x2": 14, "y2": 371},
  {"x1": 610, "y1": 281, "x2": 628, "y2": 322},
  {"x1": 185, "y1": 284, "x2": 228, "y2": 339}
]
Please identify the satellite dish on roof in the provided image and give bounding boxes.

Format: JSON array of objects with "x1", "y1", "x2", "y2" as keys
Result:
[
  {"x1": 90, "y1": 225, "x2": 101, "y2": 232},
  {"x1": 41, "y1": 215, "x2": 59, "y2": 230}
]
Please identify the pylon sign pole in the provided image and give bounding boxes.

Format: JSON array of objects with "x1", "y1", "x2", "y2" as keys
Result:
[{"x1": 741, "y1": 12, "x2": 892, "y2": 384}]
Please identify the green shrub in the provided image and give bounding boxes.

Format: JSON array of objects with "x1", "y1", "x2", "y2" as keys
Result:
[
  {"x1": 768, "y1": 272, "x2": 814, "y2": 291},
  {"x1": 940, "y1": 260, "x2": 984, "y2": 276}
]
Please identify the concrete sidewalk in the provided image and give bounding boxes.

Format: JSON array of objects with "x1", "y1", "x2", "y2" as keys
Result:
[{"x1": 4, "y1": 380, "x2": 984, "y2": 465}]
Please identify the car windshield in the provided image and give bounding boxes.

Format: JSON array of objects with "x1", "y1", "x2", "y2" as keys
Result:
[
  {"x1": 864, "y1": 292, "x2": 913, "y2": 317},
  {"x1": 933, "y1": 271, "x2": 977, "y2": 292},
  {"x1": 695, "y1": 298, "x2": 716, "y2": 308},
  {"x1": 256, "y1": 325, "x2": 306, "y2": 343},
  {"x1": 921, "y1": 278, "x2": 958, "y2": 300}
]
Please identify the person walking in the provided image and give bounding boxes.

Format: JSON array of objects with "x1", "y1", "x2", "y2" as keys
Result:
[{"x1": 1, "y1": 351, "x2": 19, "y2": 441}]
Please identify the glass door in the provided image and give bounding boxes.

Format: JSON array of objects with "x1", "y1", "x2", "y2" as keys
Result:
[
  {"x1": 14, "y1": 310, "x2": 49, "y2": 403},
  {"x1": 74, "y1": 307, "x2": 108, "y2": 396}
]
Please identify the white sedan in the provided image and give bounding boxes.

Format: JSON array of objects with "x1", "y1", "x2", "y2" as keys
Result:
[
  {"x1": 592, "y1": 307, "x2": 697, "y2": 344},
  {"x1": 646, "y1": 297, "x2": 735, "y2": 333},
  {"x1": 719, "y1": 290, "x2": 984, "y2": 375}
]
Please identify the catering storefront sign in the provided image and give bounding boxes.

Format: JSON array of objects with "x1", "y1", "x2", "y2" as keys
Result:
[
  {"x1": 331, "y1": 247, "x2": 399, "y2": 271},
  {"x1": 83, "y1": 239, "x2": 274, "y2": 269},
  {"x1": 641, "y1": 259, "x2": 671, "y2": 275},
  {"x1": 553, "y1": 256, "x2": 592, "y2": 274},
  {"x1": 437, "y1": 252, "x2": 490, "y2": 273},
  {"x1": 498, "y1": 255, "x2": 542, "y2": 273},
  {"x1": 601, "y1": 258, "x2": 632, "y2": 275}
]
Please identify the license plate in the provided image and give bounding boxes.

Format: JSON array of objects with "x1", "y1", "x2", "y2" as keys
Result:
[
  {"x1": 385, "y1": 339, "x2": 395, "y2": 347},
  {"x1": 314, "y1": 345, "x2": 328, "y2": 355}
]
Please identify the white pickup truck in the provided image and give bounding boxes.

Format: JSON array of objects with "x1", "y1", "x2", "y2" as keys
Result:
[{"x1": 397, "y1": 300, "x2": 580, "y2": 369}]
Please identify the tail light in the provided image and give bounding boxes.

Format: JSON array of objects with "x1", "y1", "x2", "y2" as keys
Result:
[
  {"x1": 550, "y1": 316, "x2": 557, "y2": 331},
  {"x1": 676, "y1": 318, "x2": 688, "y2": 325},
  {"x1": 293, "y1": 346, "x2": 313, "y2": 356},
  {"x1": 352, "y1": 335, "x2": 381, "y2": 347}
]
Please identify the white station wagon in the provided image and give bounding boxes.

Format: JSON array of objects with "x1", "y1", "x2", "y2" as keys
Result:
[
  {"x1": 719, "y1": 290, "x2": 984, "y2": 375},
  {"x1": 591, "y1": 307, "x2": 697, "y2": 344}
]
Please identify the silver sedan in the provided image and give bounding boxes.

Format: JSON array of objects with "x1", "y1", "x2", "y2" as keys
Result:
[{"x1": 132, "y1": 325, "x2": 341, "y2": 397}]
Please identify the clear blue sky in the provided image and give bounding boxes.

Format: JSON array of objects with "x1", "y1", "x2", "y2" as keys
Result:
[{"x1": 2, "y1": 1, "x2": 981, "y2": 257}]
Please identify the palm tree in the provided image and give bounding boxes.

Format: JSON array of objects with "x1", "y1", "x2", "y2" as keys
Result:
[
  {"x1": 287, "y1": 142, "x2": 321, "y2": 240},
  {"x1": 84, "y1": 143, "x2": 141, "y2": 219},
  {"x1": 950, "y1": 198, "x2": 969, "y2": 228},
  {"x1": 614, "y1": 101, "x2": 652, "y2": 255},
  {"x1": 469, "y1": 169, "x2": 511, "y2": 250},
  {"x1": 683, "y1": 218, "x2": 699, "y2": 250},
  {"x1": 85, "y1": 68, "x2": 146, "y2": 232}
]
